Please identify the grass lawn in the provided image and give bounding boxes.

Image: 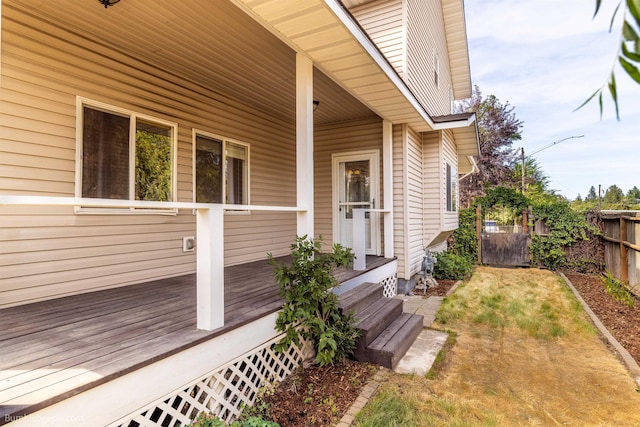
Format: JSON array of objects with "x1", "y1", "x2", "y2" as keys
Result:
[{"x1": 355, "y1": 266, "x2": 640, "y2": 426}]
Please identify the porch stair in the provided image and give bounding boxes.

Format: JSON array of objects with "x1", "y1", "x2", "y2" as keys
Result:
[{"x1": 338, "y1": 282, "x2": 424, "y2": 369}]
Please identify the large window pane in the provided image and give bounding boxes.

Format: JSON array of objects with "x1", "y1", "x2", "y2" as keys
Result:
[
  {"x1": 135, "y1": 120, "x2": 172, "y2": 201},
  {"x1": 82, "y1": 107, "x2": 130, "y2": 199},
  {"x1": 195, "y1": 135, "x2": 223, "y2": 203},
  {"x1": 226, "y1": 142, "x2": 248, "y2": 204}
]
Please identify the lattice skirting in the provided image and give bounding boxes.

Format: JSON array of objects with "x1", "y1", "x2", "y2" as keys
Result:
[
  {"x1": 380, "y1": 272, "x2": 398, "y2": 298},
  {"x1": 111, "y1": 335, "x2": 314, "y2": 427}
]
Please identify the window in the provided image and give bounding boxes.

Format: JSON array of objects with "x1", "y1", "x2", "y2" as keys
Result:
[
  {"x1": 446, "y1": 162, "x2": 457, "y2": 212},
  {"x1": 194, "y1": 132, "x2": 249, "y2": 205},
  {"x1": 78, "y1": 99, "x2": 176, "y2": 210}
]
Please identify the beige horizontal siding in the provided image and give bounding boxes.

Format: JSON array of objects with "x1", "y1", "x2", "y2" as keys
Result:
[
  {"x1": 422, "y1": 130, "x2": 442, "y2": 248},
  {"x1": 0, "y1": 6, "x2": 297, "y2": 307},
  {"x1": 406, "y1": 126, "x2": 424, "y2": 277},
  {"x1": 406, "y1": 0, "x2": 452, "y2": 115},
  {"x1": 350, "y1": 0, "x2": 406, "y2": 77},
  {"x1": 315, "y1": 118, "x2": 384, "y2": 249}
]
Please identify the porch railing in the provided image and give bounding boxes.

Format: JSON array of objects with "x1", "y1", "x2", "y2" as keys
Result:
[{"x1": 0, "y1": 195, "x2": 305, "y2": 331}]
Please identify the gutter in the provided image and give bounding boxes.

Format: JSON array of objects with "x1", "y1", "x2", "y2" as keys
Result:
[{"x1": 459, "y1": 156, "x2": 478, "y2": 181}]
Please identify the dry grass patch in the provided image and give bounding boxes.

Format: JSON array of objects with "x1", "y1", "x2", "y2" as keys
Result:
[{"x1": 356, "y1": 267, "x2": 640, "y2": 426}]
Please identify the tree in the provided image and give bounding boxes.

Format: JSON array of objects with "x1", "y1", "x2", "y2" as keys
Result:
[
  {"x1": 575, "y1": 193, "x2": 583, "y2": 202},
  {"x1": 580, "y1": 0, "x2": 640, "y2": 118},
  {"x1": 603, "y1": 184, "x2": 625, "y2": 203},
  {"x1": 585, "y1": 185, "x2": 598, "y2": 201},
  {"x1": 456, "y1": 86, "x2": 523, "y2": 207},
  {"x1": 627, "y1": 185, "x2": 640, "y2": 203}
]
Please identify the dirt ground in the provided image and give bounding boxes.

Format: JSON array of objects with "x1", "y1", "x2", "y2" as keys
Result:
[{"x1": 563, "y1": 271, "x2": 640, "y2": 363}]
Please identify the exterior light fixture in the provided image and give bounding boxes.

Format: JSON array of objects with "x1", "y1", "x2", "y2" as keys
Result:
[
  {"x1": 313, "y1": 100, "x2": 320, "y2": 111},
  {"x1": 98, "y1": 0, "x2": 120, "y2": 8}
]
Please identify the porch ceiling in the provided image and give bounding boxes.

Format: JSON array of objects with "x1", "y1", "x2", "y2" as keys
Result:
[
  {"x1": 231, "y1": 0, "x2": 439, "y2": 132},
  {"x1": 4, "y1": 0, "x2": 374, "y2": 126}
]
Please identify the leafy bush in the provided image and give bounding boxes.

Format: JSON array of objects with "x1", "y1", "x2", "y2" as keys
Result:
[
  {"x1": 268, "y1": 236, "x2": 361, "y2": 366},
  {"x1": 601, "y1": 271, "x2": 635, "y2": 308},
  {"x1": 447, "y1": 207, "x2": 477, "y2": 263},
  {"x1": 188, "y1": 412, "x2": 280, "y2": 427},
  {"x1": 433, "y1": 251, "x2": 474, "y2": 280},
  {"x1": 530, "y1": 199, "x2": 598, "y2": 270}
]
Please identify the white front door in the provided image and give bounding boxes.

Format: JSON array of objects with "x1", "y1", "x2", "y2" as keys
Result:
[{"x1": 333, "y1": 151, "x2": 380, "y2": 255}]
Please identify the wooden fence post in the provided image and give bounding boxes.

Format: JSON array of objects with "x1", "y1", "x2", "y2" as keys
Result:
[
  {"x1": 620, "y1": 216, "x2": 629, "y2": 283},
  {"x1": 522, "y1": 209, "x2": 528, "y2": 235},
  {"x1": 476, "y1": 204, "x2": 482, "y2": 264}
]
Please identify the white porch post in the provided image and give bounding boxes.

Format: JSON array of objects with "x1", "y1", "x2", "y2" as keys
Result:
[
  {"x1": 196, "y1": 205, "x2": 225, "y2": 331},
  {"x1": 383, "y1": 120, "x2": 394, "y2": 258},
  {"x1": 296, "y1": 53, "x2": 314, "y2": 238},
  {"x1": 353, "y1": 209, "x2": 366, "y2": 271}
]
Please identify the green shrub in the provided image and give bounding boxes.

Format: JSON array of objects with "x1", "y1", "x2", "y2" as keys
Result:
[
  {"x1": 601, "y1": 271, "x2": 635, "y2": 308},
  {"x1": 188, "y1": 412, "x2": 280, "y2": 427},
  {"x1": 268, "y1": 236, "x2": 361, "y2": 366},
  {"x1": 433, "y1": 251, "x2": 473, "y2": 280},
  {"x1": 448, "y1": 207, "x2": 477, "y2": 263}
]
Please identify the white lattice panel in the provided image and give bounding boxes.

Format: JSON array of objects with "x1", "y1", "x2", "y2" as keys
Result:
[
  {"x1": 112, "y1": 336, "x2": 313, "y2": 427},
  {"x1": 381, "y1": 273, "x2": 397, "y2": 298}
]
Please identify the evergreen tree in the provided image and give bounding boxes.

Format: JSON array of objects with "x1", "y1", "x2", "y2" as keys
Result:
[
  {"x1": 603, "y1": 184, "x2": 624, "y2": 204},
  {"x1": 627, "y1": 186, "x2": 640, "y2": 204},
  {"x1": 585, "y1": 186, "x2": 598, "y2": 202}
]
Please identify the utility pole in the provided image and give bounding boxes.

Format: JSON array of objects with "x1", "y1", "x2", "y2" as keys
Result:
[
  {"x1": 521, "y1": 147, "x2": 525, "y2": 194},
  {"x1": 598, "y1": 184, "x2": 602, "y2": 210}
]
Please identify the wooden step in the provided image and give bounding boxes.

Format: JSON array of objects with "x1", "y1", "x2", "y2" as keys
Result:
[
  {"x1": 353, "y1": 297, "x2": 404, "y2": 349},
  {"x1": 338, "y1": 282, "x2": 384, "y2": 317},
  {"x1": 359, "y1": 313, "x2": 424, "y2": 369}
]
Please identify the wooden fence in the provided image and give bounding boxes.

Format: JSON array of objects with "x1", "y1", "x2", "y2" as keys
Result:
[{"x1": 601, "y1": 211, "x2": 640, "y2": 293}]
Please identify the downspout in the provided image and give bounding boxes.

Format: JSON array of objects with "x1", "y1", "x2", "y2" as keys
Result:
[{"x1": 459, "y1": 156, "x2": 478, "y2": 181}]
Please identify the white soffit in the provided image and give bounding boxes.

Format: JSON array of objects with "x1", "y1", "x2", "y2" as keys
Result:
[
  {"x1": 231, "y1": 0, "x2": 438, "y2": 132},
  {"x1": 442, "y1": 0, "x2": 472, "y2": 99}
]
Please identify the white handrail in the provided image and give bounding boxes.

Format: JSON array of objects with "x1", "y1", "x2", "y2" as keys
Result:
[{"x1": 0, "y1": 195, "x2": 305, "y2": 212}]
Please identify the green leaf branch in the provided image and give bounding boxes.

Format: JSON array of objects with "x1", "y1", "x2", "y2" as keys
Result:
[{"x1": 577, "y1": 0, "x2": 640, "y2": 119}]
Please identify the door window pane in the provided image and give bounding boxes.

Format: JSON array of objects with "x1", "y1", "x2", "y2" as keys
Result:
[
  {"x1": 82, "y1": 107, "x2": 130, "y2": 199},
  {"x1": 344, "y1": 160, "x2": 370, "y2": 219}
]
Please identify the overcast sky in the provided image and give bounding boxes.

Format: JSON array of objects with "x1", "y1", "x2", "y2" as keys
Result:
[{"x1": 464, "y1": 0, "x2": 639, "y2": 200}]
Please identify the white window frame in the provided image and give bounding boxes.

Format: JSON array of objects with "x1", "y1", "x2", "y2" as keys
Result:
[
  {"x1": 74, "y1": 97, "x2": 178, "y2": 214},
  {"x1": 446, "y1": 162, "x2": 457, "y2": 212},
  {"x1": 192, "y1": 129, "x2": 250, "y2": 213}
]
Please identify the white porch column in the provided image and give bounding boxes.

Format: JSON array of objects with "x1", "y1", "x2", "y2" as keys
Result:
[
  {"x1": 196, "y1": 205, "x2": 225, "y2": 331},
  {"x1": 353, "y1": 209, "x2": 366, "y2": 271},
  {"x1": 296, "y1": 53, "x2": 314, "y2": 238},
  {"x1": 383, "y1": 120, "x2": 394, "y2": 258}
]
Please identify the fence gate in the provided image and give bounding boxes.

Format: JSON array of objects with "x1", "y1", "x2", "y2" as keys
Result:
[{"x1": 476, "y1": 205, "x2": 531, "y2": 267}]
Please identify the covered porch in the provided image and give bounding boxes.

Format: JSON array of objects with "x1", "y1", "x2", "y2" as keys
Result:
[{"x1": 0, "y1": 255, "x2": 395, "y2": 424}]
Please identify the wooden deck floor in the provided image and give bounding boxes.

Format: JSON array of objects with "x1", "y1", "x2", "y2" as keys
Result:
[{"x1": 0, "y1": 255, "x2": 392, "y2": 422}]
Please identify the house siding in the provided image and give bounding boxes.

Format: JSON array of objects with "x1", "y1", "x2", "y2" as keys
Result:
[
  {"x1": 314, "y1": 118, "x2": 384, "y2": 249},
  {"x1": 406, "y1": 0, "x2": 452, "y2": 115},
  {"x1": 422, "y1": 130, "x2": 441, "y2": 248},
  {"x1": 350, "y1": 0, "x2": 406, "y2": 78},
  {"x1": 405, "y1": 126, "x2": 424, "y2": 278},
  {"x1": 0, "y1": 6, "x2": 297, "y2": 307}
]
